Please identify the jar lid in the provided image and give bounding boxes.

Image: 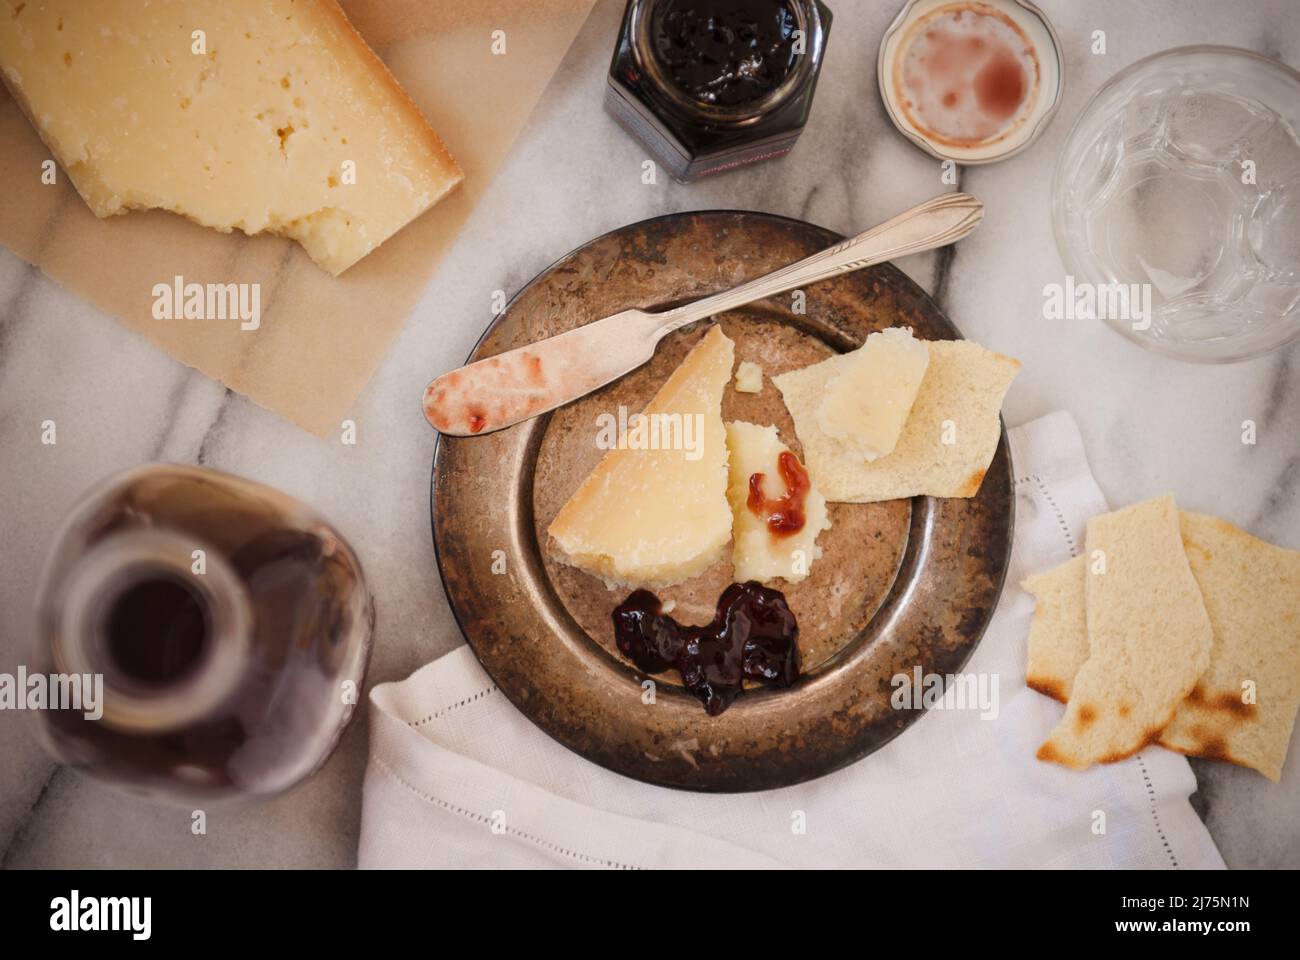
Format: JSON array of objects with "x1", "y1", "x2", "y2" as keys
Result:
[{"x1": 878, "y1": 0, "x2": 1063, "y2": 164}]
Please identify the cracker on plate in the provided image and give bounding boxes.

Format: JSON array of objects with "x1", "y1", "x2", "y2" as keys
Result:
[{"x1": 773, "y1": 339, "x2": 1018, "y2": 503}]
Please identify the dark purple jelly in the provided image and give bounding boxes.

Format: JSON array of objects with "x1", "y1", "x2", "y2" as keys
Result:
[
  {"x1": 612, "y1": 581, "x2": 799, "y2": 715},
  {"x1": 651, "y1": 0, "x2": 801, "y2": 108},
  {"x1": 605, "y1": 0, "x2": 833, "y2": 182}
]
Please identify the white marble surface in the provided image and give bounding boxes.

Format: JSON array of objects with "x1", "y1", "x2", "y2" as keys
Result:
[{"x1": 1, "y1": 0, "x2": 1297, "y2": 869}]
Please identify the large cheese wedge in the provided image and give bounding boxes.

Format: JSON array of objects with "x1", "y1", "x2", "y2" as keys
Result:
[
  {"x1": 0, "y1": 0, "x2": 462, "y2": 275},
  {"x1": 548, "y1": 326, "x2": 735, "y2": 588},
  {"x1": 1036, "y1": 496, "x2": 1213, "y2": 770},
  {"x1": 724, "y1": 421, "x2": 831, "y2": 584},
  {"x1": 775, "y1": 338, "x2": 1018, "y2": 503},
  {"x1": 1026, "y1": 512, "x2": 1300, "y2": 781}
]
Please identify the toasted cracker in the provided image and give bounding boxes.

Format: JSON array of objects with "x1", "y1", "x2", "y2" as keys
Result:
[
  {"x1": 1160, "y1": 513, "x2": 1300, "y2": 781},
  {"x1": 1036, "y1": 496, "x2": 1213, "y2": 770},
  {"x1": 1024, "y1": 512, "x2": 1300, "y2": 781},
  {"x1": 773, "y1": 339, "x2": 1018, "y2": 503},
  {"x1": 1022, "y1": 555, "x2": 1088, "y2": 704}
]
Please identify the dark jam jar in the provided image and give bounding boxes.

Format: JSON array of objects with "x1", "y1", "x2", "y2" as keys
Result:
[{"x1": 606, "y1": 0, "x2": 832, "y2": 182}]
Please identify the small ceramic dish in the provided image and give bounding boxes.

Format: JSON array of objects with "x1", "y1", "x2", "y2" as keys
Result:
[{"x1": 878, "y1": 0, "x2": 1063, "y2": 164}]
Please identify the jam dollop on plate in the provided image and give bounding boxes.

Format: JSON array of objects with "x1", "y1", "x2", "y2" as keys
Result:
[{"x1": 612, "y1": 580, "x2": 799, "y2": 715}]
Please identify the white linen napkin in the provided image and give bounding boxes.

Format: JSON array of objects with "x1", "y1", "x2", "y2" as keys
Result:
[{"x1": 358, "y1": 411, "x2": 1225, "y2": 869}]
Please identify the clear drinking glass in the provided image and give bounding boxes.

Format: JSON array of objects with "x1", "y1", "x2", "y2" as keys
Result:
[{"x1": 1052, "y1": 46, "x2": 1300, "y2": 362}]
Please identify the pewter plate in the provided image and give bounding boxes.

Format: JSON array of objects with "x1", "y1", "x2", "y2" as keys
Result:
[{"x1": 431, "y1": 211, "x2": 1013, "y2": 792}]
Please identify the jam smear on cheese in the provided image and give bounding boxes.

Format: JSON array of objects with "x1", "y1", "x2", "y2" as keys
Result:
[
  {"x1": 612, "y1": 581, "x2": 799, "y2": 715},
  {"x1": 747, "y1": 451, "x2": 810, "y2": 537}
]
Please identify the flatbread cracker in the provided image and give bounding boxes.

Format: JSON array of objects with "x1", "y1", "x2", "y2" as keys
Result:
[
  {"x1": 1023, "y1": 512, "x2": 1300, "y2": 781},
  {"x1": 1022, "y1": 554, "x2": 1087, "y2": 704},
  {"x1": 1160, "y1": 513, "x2": 1300, "y2": 780},
  {"x1": 773, "y1": 339, "x2": 1018, "y2": 503},
  {"x1": 1036, "y1": 496, "x2": 1213, "y2": 769}
]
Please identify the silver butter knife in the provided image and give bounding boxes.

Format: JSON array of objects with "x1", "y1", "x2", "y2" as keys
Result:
[{"x1": 423, "y1": 192, "x2": 983, "y2": 436}]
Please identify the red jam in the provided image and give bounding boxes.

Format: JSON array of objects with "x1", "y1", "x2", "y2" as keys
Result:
[
  {"x1": 612, "y1": 581, "x2": 799, "y2": 715},
  {"x1": 746, "y1": 450, "x2": 809, "y2": 537}
]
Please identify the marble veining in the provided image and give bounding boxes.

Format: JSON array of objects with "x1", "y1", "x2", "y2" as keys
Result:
[{"x1": 0, "y1": 0, "x2": 1297, "y2": 868}]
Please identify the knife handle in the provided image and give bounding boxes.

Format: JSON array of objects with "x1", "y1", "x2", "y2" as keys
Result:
[{"x1": 653, "y1": 192, "x2": 984, "y2": 336}]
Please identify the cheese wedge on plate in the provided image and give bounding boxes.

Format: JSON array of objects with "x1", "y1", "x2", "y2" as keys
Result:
[
  {"x1": 0, "y1": 0, "x2": 462, "y2": 274},
  {"x1": 724, "y1": 421, "x2": 831, "y2": 584},
  {"x1": 548, "y1": 326, "x2": 735, "y2": 588}
]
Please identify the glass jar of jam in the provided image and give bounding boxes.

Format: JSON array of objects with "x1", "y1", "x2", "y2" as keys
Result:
[
  {"x1": 30, "y1": 464, "x2": 373, "y2": 804},
  {"x1": 606, "y1": 0, "x2": 833, "y2": 182}
]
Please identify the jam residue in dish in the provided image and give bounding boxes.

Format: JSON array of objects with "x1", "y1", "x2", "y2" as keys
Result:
[
  {"x1": 746, "y1": 450, "x2": 810, "y2": 537},
  {"x1": 895, "y1": 2, "x2": 1040, "y2": 148},
  {"x1": 612, "y1": 581, "x2": 799, "y2": 715},
  {"x1": 651, "y1": 0, "x2": 801, "y2": 108}
]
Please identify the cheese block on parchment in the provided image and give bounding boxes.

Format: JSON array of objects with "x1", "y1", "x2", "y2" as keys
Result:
[
  {"x1": 1036, "y1": 496, "x2": 1213, "y2": 770},
  {"x1": 0, "y1": 0, "x2": 462, "y2": 274},
  {"x1": 1026, "y1": 511, "x2": 1300, "y2": 781},
  {"x1": 724, "y1": 421, "x2": 831, "y2": 584},
  {"x1": 548, "y1": 326, "x2": 735, "y2": 589},
  {"x1": 774, "y1": 338, "x2": 1018, "y2": 503}
]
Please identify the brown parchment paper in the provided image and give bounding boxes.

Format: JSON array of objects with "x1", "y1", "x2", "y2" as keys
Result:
[{"x1": 0, "y1": 0, "x2": 596, "y2": 436}]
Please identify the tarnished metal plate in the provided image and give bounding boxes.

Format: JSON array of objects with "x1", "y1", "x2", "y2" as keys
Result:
[{"x1": 431, "y1": 211, "x2": 1013, "y2": 792}]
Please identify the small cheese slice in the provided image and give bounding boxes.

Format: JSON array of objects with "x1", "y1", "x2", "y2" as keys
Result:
[
  {"x1": 724, "y1": 421, "x2": 831, "y2": 584},
  {"x1": 0, "y1": 0, "x2": 462, "y2": 275},
  {"x1": 734, "y1": 360, "x2": 764, "y2": 393},
  {"x1": 548, "y1": 326, "x2": 735, "y2": 588},
  {"x1": 816, "y1": 327, "x2": 929, "y2": 461}
]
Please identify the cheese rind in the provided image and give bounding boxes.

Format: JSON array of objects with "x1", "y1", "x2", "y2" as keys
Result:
[
  {"x1": 816, "y1": 327, "x2": 929, "y2": 461},
  {"x1": 0, "y1": 0, "x2": 462, "y2": 274},
  {"x1": 548, "y1": 326, "x2": 736, "y2": 588},
  {"x1": 724, "y1": 421, "x2": 831, "y2": 584}
]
